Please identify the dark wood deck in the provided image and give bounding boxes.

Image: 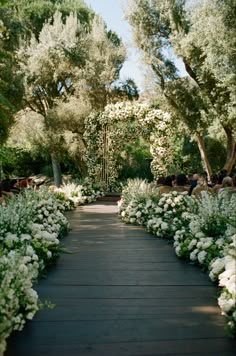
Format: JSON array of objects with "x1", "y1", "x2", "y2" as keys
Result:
[{"x1": 6, "y1": 202, "x2": 236, "y2": 355}]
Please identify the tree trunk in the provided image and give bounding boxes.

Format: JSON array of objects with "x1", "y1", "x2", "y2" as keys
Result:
[
  {"x1": 195, "y1": 133, "x2": 212, "y2": 181},
  {"x1": 77, "y1": 157, "x2": 87, "y2": 178},
  {"x1": 223, "y1": 125, "x2": 236, "y2": 173},
  {"x1": 51, "y1": 153, "x2": 62, "y2": 187}
]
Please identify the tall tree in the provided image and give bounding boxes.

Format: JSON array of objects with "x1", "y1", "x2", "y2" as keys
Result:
[
  {"x1": 17, "y1": 11, "x2": 125, "y2": 185},
  {"x1": 0, "y1": 0, "x2": 93, "y2": 49},
  {"x1": 184, "y1": 0, "x2": 236, "y2": 172},
  {"x1": 0, "y1": 17, "x2": 23, "y2": 144},
  {"x1": 0, "y1": 0, "x2": 91, "y2": 145},
  {"x1": 126, "y1": 0, "x2": 236, "y2": 177}
]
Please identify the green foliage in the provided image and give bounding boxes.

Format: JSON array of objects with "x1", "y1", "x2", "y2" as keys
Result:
[
  {"x1": 126, "y1": 0, "x2": 236, "y2": 174},
  {"x1": 200, "y1": 214, "x2": 228, "y2": 238},
  {"x1": 1, "y1": 0, "x2": 134, "y2": 183},
  {"x1": 119, "y1": 139, "x2": 153, "y2": 180},
  {"x1": 204, "y1": 137, "x2": 227, "y2": 173},
  {"x1": 15, "y1": 9, "x2": 126, "y2": 185},
  {"x1": 0, "y1": 146, "x2": 47, "y2": 177},
  {"x1": 0, "y1": 23, "x2": 24, "y2": 143},
  {"x1": 159, "y1": 133, "x2": 227, "y2": 175},
  {"x1": 0, "y1": 0, "x2": 94, "y2": 147},
  {"x1": 0, "y1": 0, "x2": 92, "y2": 49},
  {"x1": 110, "y1": 79, "x2": 139, "y2": 102},
  {"x1": 163, "y1": 134, "x2": 200, "y2": 175}
]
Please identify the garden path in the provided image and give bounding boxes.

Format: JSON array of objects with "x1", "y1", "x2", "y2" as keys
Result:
[{"x1": 6, "y1": 202, "x2": 236, "y2": 355}]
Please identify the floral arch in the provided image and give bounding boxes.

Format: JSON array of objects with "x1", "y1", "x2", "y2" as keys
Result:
[{"x1": 84, "y1": 101, "x2": 172, "y2": 189}]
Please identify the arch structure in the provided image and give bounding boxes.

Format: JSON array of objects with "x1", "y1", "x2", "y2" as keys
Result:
[{"x1": 84, "y1": 101, "x2": 172, "y2": 189}]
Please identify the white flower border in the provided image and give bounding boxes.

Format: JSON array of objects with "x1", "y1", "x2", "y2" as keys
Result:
[
  {"x1": 0, "y1": 181, "x2": 103, "y2": 355},
  {"x1": 118, "y1": 180, "x2": 236, "y2": 336}
]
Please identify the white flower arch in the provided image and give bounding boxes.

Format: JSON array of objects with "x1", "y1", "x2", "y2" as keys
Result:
[{"x1": 84, "y1": 101, "x2": 172, "y2": 188}]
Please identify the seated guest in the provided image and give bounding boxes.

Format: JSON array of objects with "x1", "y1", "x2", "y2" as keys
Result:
[
  {"x1": 171, "y1": 174, "x2": 189, "y2": 193},
  {"x1": 229, "y1": 174, "x2": 236, "y2": 196},
  {"x1": 189, "y1": 173, "x2": 199, "y2": 196},
  {"x1": 159, "y1": 176, "x2": 173, "y2": 194},
  {"x1": 219, "y1": 169, "x2": 228, "y2": 181},
  {"x1": 156, "y1": 176, "x2": 165, "y2": 187},
  {"x1": 171, "y1": 174, "x2": 176, "y2": 186},
  {"x1": 208, "y1": 173, "x2": 218, "y2": 188},
  {"x1": 218, "y1": 176, "x2": 234, "y2": 194},
  {"x1": 212, "y1": 170, "x2": 228, "y2": 193},
  {"x1": 192, "y1": 174, "x2": 213, "y2": 197}
]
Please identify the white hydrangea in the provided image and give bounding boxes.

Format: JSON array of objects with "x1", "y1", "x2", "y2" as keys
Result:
[
  {"x1": 197, "y1": 250, "x2": 207, "y2": 264},
  {"x1": 209, "y1": 258, "x2": 225, "y2": 281},
  {"x1": 188, "y1": 239, "x2": 197, "y2": 250},
  {"x1": 218, "y1": 292, "x2": 235, "y2": 314},
  {"x1": 190, "y1": 249, "x2": 198, "y2": 261}
]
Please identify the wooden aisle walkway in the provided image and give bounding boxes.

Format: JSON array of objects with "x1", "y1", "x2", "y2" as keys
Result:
[{"x1": 6, "y1": 202, "x2": 236, "y2": 356}]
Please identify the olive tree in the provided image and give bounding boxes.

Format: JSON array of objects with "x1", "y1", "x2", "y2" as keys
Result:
[
  {"x1": 126, "y1": 0, "x2": 236, "y2": 177},
  {"x1": 17, "y1": 11, "x2": 125, "y2": 185}
]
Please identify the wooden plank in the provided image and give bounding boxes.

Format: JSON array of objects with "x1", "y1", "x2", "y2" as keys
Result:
[
  {"x1": 6, "y1": 319, "x2": 228, "y2": 345},
  {"x1": 6, "y1": 338, "x2": 236, "y2": 356},
  {"x1": 35, "y1": 267, "x2": 213, "y2": 286},
  {"x1": 36, "y1": 283, "x2": 218, "y2": 300},
  {"x1": 34, "y1": 304, "x2": 222, "y2": 322},
  {"x1": 5, "y1": 202, "x2": 236, "y2": 356},
  {"x1": 33, "y1": 295, "x2": 219, "y2": 307},
  {"x1": 53, "y1": 261, "x2": 199, "y2": 272}
]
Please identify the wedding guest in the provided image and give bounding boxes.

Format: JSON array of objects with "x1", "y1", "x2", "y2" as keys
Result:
[
  {"x1": 156, "y1": 176, "x2": 165, "y2": 187},
  {"x1": 212, "y1": 170, "x2": 227, "y2": 193},
  {"x1": 208, "y1": 173, "x2": 218, "y2": 188},
  {"x1": 159, "y1": 176, "x2": 173, "y2": 194},
  {"x1": 171, "y1": 174, "x2": 189, "y2": 193},
  {"x1": 189, "y1": 173, "x2": 199, "y2": 196},
  {"x1": 192, "y1": 174, "x2": 212, "y2": 197},
  {"x1": 218, "y1": 176, "x2": 234, "y2": 194}
]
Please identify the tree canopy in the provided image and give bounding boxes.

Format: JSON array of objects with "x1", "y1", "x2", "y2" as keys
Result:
[
  {"x1": 126, "y1": 0, "x2": 236, "y2": 177},
  {"x1": 2, "y1": 1, "x2": 128, "y2": 185}
]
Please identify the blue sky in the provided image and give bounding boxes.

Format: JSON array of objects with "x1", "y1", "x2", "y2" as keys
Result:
[
  {"x1": 84, "y1": 0, "x2": 186, "y2": 91},
  {"x1": 84, "y1": 0, "x2": 145, "y2": 90}
]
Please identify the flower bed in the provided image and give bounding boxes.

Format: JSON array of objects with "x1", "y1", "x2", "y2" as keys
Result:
[
  {"x1": 118, "y1": 179, "x2": 236, "y2": 336},
  {"x1": 0, "y1": 181, "x2": 103, "y2": 355},
  {"x1": 51, "y1": 178, "x2": 104, "y2": 210}
]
